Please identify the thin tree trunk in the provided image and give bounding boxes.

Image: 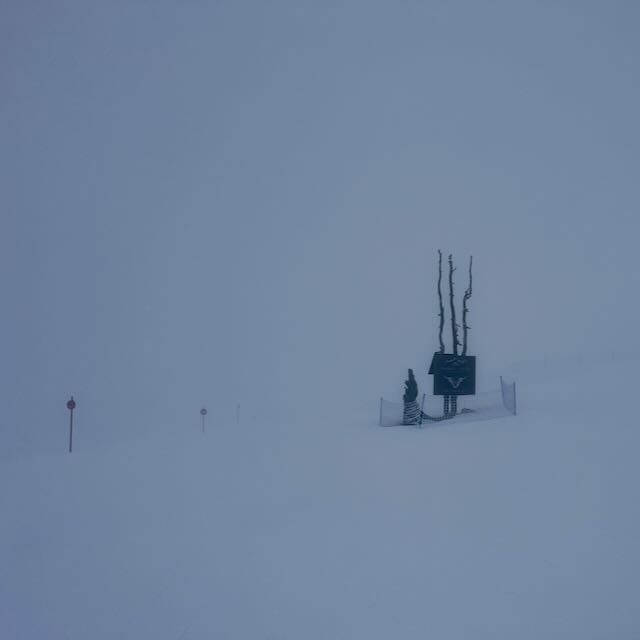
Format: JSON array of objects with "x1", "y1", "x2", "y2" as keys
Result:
[
  {"x1": 448, "y1": 254, "x2": 460, "y2": 356},
  {"x1": 462, "y1": 255, "x2": 473, "y2": 356},
  {"x1": 437, "y1": 250, "x2": 445, "y2": 353}
]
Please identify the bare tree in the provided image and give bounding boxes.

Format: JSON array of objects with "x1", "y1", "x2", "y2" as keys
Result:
[
  {"x1": 437, "y1": 250, "x2": 445, "y2": 353},
  {"x1": 462, "y1": 256, "x2": 473, "y2": 356},
  {"x1": 448, "y1": 254, "x2": 461, "y2": 356},
  {"x1": 431, "y1": 252, "x2": 473, "y2": 419}
]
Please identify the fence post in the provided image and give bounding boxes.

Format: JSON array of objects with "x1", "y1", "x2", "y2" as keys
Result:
[{"x1": 66, "y1": 396, "x2": 76, "y2": 453}]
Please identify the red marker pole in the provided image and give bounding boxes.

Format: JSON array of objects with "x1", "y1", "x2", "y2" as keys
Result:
[
  {"x1": 66, "y1": 396, "x2": 76, "y2": 453},
  {"x1": 200, "y1": 407, "x2": 207, "y2": 433}
]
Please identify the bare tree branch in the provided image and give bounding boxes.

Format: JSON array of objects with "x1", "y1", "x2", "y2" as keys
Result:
[
  {"x1": 462, "y1": 255, "x2": 473, "y2": 356},
  {"x1": 437, "y1": 249, "x2": 445, "y2": 353}
]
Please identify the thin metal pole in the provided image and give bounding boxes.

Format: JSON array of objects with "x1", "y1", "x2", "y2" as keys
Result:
[
  {"x1": 69, "y1": 409, "x2": 73, "y2": 453},
  {"x1": 200, "y1": 408, "x2": 207, "y2": 433}
]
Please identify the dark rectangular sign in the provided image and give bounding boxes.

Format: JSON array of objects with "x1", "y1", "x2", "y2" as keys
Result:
[{"x1": 429, "y1": 353, "x2": 476, "y2": 396}]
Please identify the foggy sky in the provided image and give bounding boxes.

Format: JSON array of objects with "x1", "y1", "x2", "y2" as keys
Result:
[{"x1": 3, "y1": 1, "x2": 639, "y2": 449}]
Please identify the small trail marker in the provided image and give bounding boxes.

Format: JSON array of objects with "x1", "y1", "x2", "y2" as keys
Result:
[
  {"x1": 66, "y1": 396, "x2": 76, "y2": 453},
  {"x1": 200, "y1": 407, "x2": 207, "y2": 432}
]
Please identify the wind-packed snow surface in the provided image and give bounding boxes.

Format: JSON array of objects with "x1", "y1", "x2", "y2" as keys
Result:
[{"x1": 2, "y1": 358, "x2": 640, "y2": 639}]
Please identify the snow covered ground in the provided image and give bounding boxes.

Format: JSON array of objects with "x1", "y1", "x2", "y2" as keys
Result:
[{"x1": 2, "y1": 357, "x2": 640, "y2": 639}]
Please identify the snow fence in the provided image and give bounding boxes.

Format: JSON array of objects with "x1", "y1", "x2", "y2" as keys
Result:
[{"x1": 379, "y1": 378, "x2": 517, "y2": 427}]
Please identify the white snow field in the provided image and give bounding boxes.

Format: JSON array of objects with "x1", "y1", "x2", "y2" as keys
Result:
[{"x1": 2, "y1": 357, "x2": 640, "y2": 639}]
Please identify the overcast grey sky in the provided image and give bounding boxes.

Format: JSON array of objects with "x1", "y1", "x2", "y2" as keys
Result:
[{"x1": 2, "y1": 1, "x2": 639, "y2": 448}]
